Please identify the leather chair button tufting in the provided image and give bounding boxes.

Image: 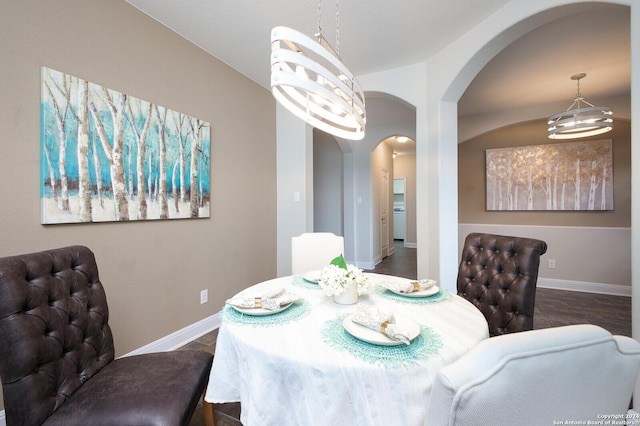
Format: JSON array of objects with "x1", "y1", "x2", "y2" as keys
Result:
[{"x1": 457, "y1": 233, "x2": 547, "y2": 338}]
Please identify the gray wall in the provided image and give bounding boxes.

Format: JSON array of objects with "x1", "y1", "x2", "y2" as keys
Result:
[
  {"x1": 313, "y1": 131, "x2": 344, "y2": 236},
  {"x1": 0, "y1": 0, "x2": 277, "y2": 412}
]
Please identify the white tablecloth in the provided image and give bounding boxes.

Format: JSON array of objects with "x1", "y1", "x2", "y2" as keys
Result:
[{"x1": 205, "y1": 273, "x2": 489, "y2": 426}]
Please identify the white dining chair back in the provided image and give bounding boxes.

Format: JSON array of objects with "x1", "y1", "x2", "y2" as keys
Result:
[
  {"x1": 291, "y1": 232, "x2": 344, "y2": 275},
  {"x1": 426, "y1": 324, "x2": 640, "y2": 426}
]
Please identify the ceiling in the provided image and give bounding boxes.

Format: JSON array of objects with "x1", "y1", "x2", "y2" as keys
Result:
[
  {"x1": 458, "y1": 3, "x2": 630, "y2": 119},
  {"x1": 125, "y1": 0, "x2": 513, "y2": 88},
  {"x1": 125, "y1": 0, "x2": 630, "y2": 145}
]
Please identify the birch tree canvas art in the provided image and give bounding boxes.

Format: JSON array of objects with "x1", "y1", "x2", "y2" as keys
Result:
[
  {"x1": 41, "y1": 67, "x2": 211, "y2": 224},
  {"x1": 485, "y1": 139, "x2": 613, "y2": 211}
]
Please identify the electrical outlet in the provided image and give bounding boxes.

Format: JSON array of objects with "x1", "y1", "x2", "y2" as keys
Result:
[
  {"x1": 547, "y1": 259, "x2": 556, "y2": 269},
  {"x1": 200, "y1": 289, "x2": 208, "y2": 304}
]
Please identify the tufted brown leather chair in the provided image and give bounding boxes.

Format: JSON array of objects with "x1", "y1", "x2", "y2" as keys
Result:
[
  {"x1": 457, "y1": 233, "x2": 547, "y2": 337},
  {"x1": 0, "y1": 246, "x2": 214, "y2": 426}
]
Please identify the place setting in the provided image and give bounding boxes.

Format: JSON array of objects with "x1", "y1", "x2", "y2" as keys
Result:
[
  {"x1": 302, "y1": 270, "x2": 322, "y2": 284},
  {"x1": 343, "y1": 305, "x2": 419, "y2": 346},
  {"x1": 373, "y1": 275, "x2": 452, "y2": 304},
  {"x1": 223, "y1": 287, "x2": 310, "y2": 326},
  {"x1": 321, "y1": 305, "x2": 442, "y2": 368},
  {"x1": 290, "y1": 269, "x2": 325, "y2": 289}
]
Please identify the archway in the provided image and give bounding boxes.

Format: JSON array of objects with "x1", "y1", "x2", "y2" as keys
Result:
[
  {"x1": 306, "y1": 92, "x2": 417, "y2": 272},
  {"x1": 284, "y1": 0, "x2": 639, "y2": 337},
  {"x1": 428, "y1": 0, "x2": 638, "y2": 339},
  {"x1": 357, "y1": 1, "x2": 638, "y2": 340},
  {"x1": 334, "y1": 92, "x2": 417, "y2": 270}
]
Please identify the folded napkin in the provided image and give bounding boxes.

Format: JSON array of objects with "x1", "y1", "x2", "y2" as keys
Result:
[
  {"x1": 350, "y1": 306, "x2": 411, "y2": 345},
  {"x1": 379, "y1": 278, "x2": 437, "y2": 294},
  {"x1": 226, "y1": 288, "x2": 301, "y2": 310}
]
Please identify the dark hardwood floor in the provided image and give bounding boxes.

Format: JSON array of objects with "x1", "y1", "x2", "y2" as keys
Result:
[{"x1": 184, "y1": 239, "x2": 632, "y2": 425}]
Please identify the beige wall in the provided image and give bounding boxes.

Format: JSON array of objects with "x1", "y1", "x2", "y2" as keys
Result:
[
  {"x1": 0, "y1": 0, "x2": 277, "y2": 411},
  {"x1": 458, "y1": 118, "x2": 631, "y2": 292},
  {"x1": 458, "y1": 119, "x2": 631, "y2": 227}
]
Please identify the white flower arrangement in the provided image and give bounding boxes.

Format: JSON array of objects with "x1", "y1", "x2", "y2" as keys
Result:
[{"x1": 318, "y1": 256, "x2": 370, "y2": 297}]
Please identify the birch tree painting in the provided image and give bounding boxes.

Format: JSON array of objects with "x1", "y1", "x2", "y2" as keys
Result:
[
  {"x1": 41, "y1": 67, "x2": 211, "y2": 223},
  {"x1": 485, "y1": 140, "x2": 613, "y2": 211}
]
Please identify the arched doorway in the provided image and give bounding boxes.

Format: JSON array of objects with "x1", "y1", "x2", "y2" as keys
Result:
[
  {"x1": 428, "y1": 0, "x2": 638, "y2": 339},
  {"x1": 324, "y1": 92, "x2": 416, "y2": 270}
]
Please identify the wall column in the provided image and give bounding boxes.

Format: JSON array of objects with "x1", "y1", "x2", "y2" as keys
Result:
[
  {"x1": 276, "y1": 103, "x2": 313, "y2": 276},
  {"x1": 629, "y1": 1, "x2": 640, "y2": 340}
]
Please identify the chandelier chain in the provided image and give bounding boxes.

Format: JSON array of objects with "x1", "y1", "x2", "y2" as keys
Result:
[
  {"x1": 317, "y1": 0, "x2": 341, "y2": 55},
  {"x1": 317, "y1": 0, "x2": 322, "y2": 34},
  {"x1": 335, "y1": 0, "x2": 340, "y2": 55}
]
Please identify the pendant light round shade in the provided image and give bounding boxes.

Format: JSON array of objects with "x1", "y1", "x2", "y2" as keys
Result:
[
  {"x1": 271, "y1": 26, "x2": 366, "y2": 140},
  {"x1": 547, "y1": 106, "x2": 613, "y2": 139},
  {"x1": 547, "y1": 73, "x2": 613, "y2": 140}
]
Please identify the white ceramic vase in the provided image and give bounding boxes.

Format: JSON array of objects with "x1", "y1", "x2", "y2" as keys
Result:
[{"x1": 334, "y1": 280, "x2": 358, "y2": 305}]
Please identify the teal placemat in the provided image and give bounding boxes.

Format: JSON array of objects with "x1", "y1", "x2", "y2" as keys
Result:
[
  {"x1": 373, "y1": 286, "x2": 452, "y2": 304},
  {"x1": 291, "y1": 275, "x2": 323, "y2": 290},
  {"x1": 320, "y1": 313, "x2": 442, "y2": 368},
  {"x1": 222, "y1": 300, "x2": 311, "y2": 327}
]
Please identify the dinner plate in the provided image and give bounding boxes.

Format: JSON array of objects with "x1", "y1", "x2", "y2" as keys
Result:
[
  {"x1": 386, "y1": 284, "x2": 440, "y2": 298},
  {"x1": 229, "y1": 302, "x2": 293, "y2": 316},
  {"x1": 342, "y1": 314, "x2": 421, "y2": 346},
  {"x1": 302, "y1": 270, "x2": 322, "y2": 283}
]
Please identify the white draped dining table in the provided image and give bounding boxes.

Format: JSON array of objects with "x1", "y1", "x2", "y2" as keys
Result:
[{"x1": 204, "y1": 273, "x2": 489, "y2": 426}]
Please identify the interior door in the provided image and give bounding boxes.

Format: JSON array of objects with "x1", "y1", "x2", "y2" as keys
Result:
[{"x1": 380, "y1": 168, "x2": 389, "y2": 258}]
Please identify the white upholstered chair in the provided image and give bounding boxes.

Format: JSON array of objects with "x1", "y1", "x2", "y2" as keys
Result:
[
  {"x1": 291, "y1": 232, "x2": 344, "y2": 275},
  {"x1": 426, "y1": 324, "x2": 640, "y2": 426}
]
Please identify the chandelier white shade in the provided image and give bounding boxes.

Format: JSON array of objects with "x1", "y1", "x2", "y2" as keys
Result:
[
  {"x1": 547, "y1": 73, "x2": 613, "y2": 140},
  {"x1": 270, "y1": 26, "x2": 366, "y2": 140}
]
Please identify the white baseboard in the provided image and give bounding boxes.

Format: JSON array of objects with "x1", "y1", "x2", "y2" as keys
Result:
[
  {"x1": 358, "y1": 260, "x2": 377, "y2": 270},
  {"x1": 123, "y1": 312, "x2": 221, "y2": 357},
  {"x1": 404, "y1": 242, "x2": 417, "y2": 248},
  {"x1": 458, "y1": 224, "x2": 631, "y2": 295},
  {"x1": 537, "y1": 277, "x2": 631, "y2": 297}
]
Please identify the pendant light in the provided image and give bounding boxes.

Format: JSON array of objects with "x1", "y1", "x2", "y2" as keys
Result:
[
  {"x1": 547, "y1": 73, "x2": 613, "y2": 140},
  {"x1": 270, "y1": 0, "x2": 366, "y2": 140}
]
